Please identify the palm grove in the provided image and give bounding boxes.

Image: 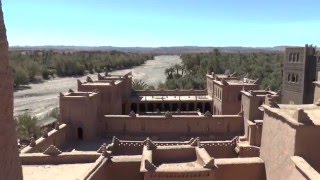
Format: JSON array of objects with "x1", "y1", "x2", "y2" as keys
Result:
[
  {"x1": 10, "y1": 50, "x2": 153, "y2": 87},
  {"x1": 159, "y1": 50, "x2": 283, "y2": 91}
]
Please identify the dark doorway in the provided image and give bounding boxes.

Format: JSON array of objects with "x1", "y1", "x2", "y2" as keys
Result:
[
  {"x1": 188, "y1": 103, "x2": 195, "y2": 111},
  {"x1": 196, "y1": 103, "x2": 203, "y2": 113},
  {"x1": 180, "y1": 103, "x2": 187, "y2": 111},
  {"x1": 164, "y1": 103, "x2": 171, "y2": 111},
  {"x1": 131, "y1": 103, "x2": 137, "y2": 113},
  {"x1": 139, "y1": 103, "x2": 146, "y2": 113},
  {"x1": 147, "y1": 103, "x2": 154, "y2": 112},
  {"x1": 172, "y1": 103, "x2": 179, "y2": 111},
  {"x1": 77, "y1": 127, "x2": 83, "y2": 140},
  {"x1": 204, "y1": 103, "x2": 211, "y2": 113},
  {"x1": 155, "y1": 103, "x2": 163, "y2": 112}
]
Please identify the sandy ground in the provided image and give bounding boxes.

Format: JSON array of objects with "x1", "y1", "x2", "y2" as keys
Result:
[
  {"x1": 13, "y1": 55, "x2": 181, "y2": 118},
  {"x1": 22, "y1": 163, "x2": 94, "y2": 180}
]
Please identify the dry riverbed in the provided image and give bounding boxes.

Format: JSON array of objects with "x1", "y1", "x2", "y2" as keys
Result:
[{"x1": 14, "y1": 55, "x2": 182, "y2": 120}]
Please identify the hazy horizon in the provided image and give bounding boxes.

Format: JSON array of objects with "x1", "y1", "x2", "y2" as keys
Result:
[
  {"x1": 4, "y1": 0, "x2": 320, "y2": 47},
  {"x1": 9, "y1": 44, "x2": 300, "y2": 48}
]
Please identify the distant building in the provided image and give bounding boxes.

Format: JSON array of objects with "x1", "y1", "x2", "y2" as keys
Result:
[{"x1": 207, "y1": 72, "x2": 259, "y2": 115}]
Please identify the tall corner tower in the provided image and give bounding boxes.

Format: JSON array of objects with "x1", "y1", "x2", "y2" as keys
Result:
[
  {"x1": 281, "y1": 44, "x2": 317, "y2": 104},
  {"x1": 0, "y1": 2, "x2": 23, "y2": 179}
]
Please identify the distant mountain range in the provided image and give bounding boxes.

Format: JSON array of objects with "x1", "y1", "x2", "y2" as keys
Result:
[{"x1": 9, "y1": 45, "x2": 297, "y2": 54}]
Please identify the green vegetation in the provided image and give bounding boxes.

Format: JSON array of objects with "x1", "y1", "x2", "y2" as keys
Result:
[
  {"x1": 132, "y1": 79, "x2": 155, "y2": 90},
  {"x1": 161, "y1": 49, "x2": 283, "y2": 90},
  {"x1": 10, "y1": 50, "x2": 153, "y2": 87},
  {"x1": 15, "y1": 113, "x2": 41, "y2": 140}
]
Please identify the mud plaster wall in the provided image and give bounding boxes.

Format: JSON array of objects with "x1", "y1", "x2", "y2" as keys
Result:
[
  {"x1": 295, "y1": 126, "x2": 320, "y2": 172},
  {"x1": 314, "y1": 83, "x2": 320, "y2": 102},
  {"x1": 152, "y1": 147, "x2": 196, "y2": 165},
  {"x1": 78, "y1": 83, "x2": 122, "y2": 115},
  {"x1": 215, "y1": 159, "x2": 266, "y2": 180},
  {"x1": 203, "y1": 142, "x2": 238, "y2": 158},
  {"x1": 103, "y1": 116, "x2": 243, "y2": 136},
  {"x1": 104, "y1": 161, "x2": 143, "y2": 180},
  {"x1": 60, "y1": 95, "x2": 99, "y2": 140},
  {"x1": 0, "y1": 2, "x2": 23, "y2": 179},
  {"x1": 20, "y1": 153, "x2": 99, "y2": 165},
  {"x1": 86, "y1": 160, "x2": 143, "y2": 180},
  {"x1": 287, "y1": 157, "x2": 316, "y2": 180},
  {"x1": 259, "y1": 110, "x2": 297, "y2": 180}
]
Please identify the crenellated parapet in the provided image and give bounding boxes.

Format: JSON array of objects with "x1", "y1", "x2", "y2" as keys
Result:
[{"x1": 21, "y1": 123, "x2": 69, "y2": 154}]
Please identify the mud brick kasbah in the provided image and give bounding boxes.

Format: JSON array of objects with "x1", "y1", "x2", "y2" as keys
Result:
[{"x1": 2, "y1": 3, "x2": 320, "y2": 180}]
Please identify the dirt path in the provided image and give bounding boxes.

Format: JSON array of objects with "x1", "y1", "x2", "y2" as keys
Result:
[{"x1": 14, "y1": 55, "x2": 182, "y2": 117}]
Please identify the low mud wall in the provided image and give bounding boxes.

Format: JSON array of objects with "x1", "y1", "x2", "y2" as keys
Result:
[{"x1": 20, "y1": 152, "x2": 99, "y2": 165}]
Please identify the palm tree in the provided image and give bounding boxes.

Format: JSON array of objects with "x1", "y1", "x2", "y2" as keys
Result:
[
  {"x1": 132, "y1": 79, "x2": 149, "y2": 90},
  {"x1": 165, "y1": 67, "x2": 174, "y2": 79},
  {"x1": 181, "y1": 65, "x2": 186, "y2": 76},
  {"x1": 173, "y1": 64, "x2": 182, "y2": 77}
]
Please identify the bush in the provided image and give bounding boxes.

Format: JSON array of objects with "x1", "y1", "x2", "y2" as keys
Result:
[
  {"x1": 14, "y1": 66, "x2": 29, "y2": 87},
  {"x1": 15, "y1": 113, "x2": 40, "y2": 140}
]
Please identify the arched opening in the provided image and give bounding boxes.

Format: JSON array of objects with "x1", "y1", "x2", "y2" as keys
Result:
[
  {"x1": 204, "y1": 103, "x2": 211, "y2": 113},
  {"x1": 180, "y1": 103, "x2": 187, "y2": 111},
  {"x1": 155, "y1": 103, "x2": 163, "y2": 112},
  {"x1": 292, "y1": 74, "x2": 296, "y2": 83},
  {"x1": 147, "y1": 103, "x2": 154, "y2": 112},
  {"x1": 293, "y1": 53, "x2": 296, "y2": 62},
  {"x1": 172, "y1": 103, "x2": 179, "y2": 111},
  {"x1": 288, "y1": 74, "x2": 291, "y2": 82},
  {"x1": 296, "y1": 74, "x2": 299, "y2": 82},
  {"x1": 196, "y1": 103, "x2": 203, "y2": 113},
  {"x1": 131, "y1": 103, "x2": 137, "y2": 113},
  {"x1": 188, "y1": 103, "x2": 195, "y2": 111},
  {"x1": 139, "y1": 103, "x2": 146, "y2": 113},
  {"x1": 77, "y1": 127, "x2": 83, "y2": 140},
  {"x1": 164, "y1": 103, "x2": 170, "y2": 111}
]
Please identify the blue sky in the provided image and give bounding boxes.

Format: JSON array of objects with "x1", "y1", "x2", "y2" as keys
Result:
[{"x1": 3, "y1": 0, "x2": 320, "y2": 47}]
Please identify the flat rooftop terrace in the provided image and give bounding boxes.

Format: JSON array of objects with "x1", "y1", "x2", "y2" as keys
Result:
[
  {"x1": 22, "y1": 163, "x2": 94, "y2": 180},
  {"x1": 264, "y1": 103, "x2": 320, "y2": 126}
]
